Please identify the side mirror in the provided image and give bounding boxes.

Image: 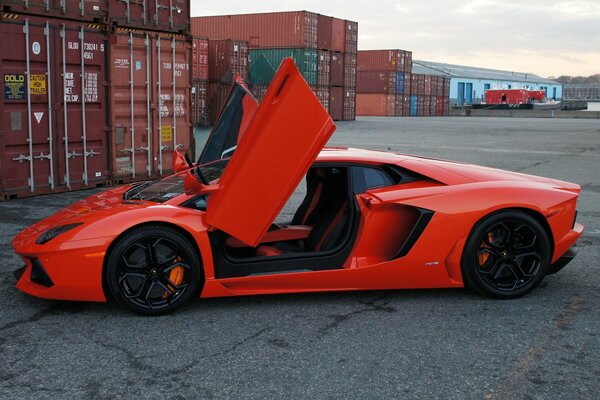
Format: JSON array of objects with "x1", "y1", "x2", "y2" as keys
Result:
[
  {"x1": 173, "y1": 150, "x2": 192, "y2": 173},
  {"x1": 184, "y1": 169, "x2": 219, "y2": 196}
]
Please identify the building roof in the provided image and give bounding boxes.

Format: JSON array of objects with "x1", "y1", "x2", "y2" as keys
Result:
[{"x1": 413, "y1": 60, "x2": 559, "y2": 85}]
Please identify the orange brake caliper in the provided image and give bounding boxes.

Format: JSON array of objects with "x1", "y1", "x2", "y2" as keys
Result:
[{"x1": 162, "y1": 258, "x2": 185, "y2": 299}]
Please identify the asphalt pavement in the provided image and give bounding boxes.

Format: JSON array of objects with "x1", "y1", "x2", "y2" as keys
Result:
[{"x1": 1, "y1": 116, "x2": 599, "y2": 399}]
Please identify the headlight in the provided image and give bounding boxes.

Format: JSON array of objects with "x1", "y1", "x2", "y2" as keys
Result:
[{"x1": 36, "y1": 223, "x2": 83, "y2": 244}]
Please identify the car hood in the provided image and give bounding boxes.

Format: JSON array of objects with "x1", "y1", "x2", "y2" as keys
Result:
[
  {"x1": 399, "y1": 155, "x2": 580, "y2": 192},
  {"x1": 11, "y1": 186, "x2": 153, "y2": 248}
]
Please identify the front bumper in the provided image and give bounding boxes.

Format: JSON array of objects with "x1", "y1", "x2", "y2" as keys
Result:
[{"x1": 547, "y1": 246, "x2": 577, "y2": 275}]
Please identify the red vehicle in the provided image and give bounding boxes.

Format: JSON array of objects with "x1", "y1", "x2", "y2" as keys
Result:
[{"x1": 12, "y1": 59, "x2": 583, "y2": 315}]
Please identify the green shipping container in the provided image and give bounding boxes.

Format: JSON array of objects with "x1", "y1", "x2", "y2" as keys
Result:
[{"x1": 249, "y1": 48, "x2": 318, "y2": 85}]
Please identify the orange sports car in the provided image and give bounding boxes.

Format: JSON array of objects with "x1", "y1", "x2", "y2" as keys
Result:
[{"x1": 12, "y1": 59, "x2": 583, "y2": 315}]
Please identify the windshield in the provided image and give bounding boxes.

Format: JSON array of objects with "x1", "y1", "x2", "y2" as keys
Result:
[
  {"x1": 123, "y1": 173, "x2": 186, "y2": 203},
  {"x1": 197, "y1": 82, "x2": 258, "y2": 167}
]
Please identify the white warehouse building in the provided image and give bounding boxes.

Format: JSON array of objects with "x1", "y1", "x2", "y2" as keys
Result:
[{"x1": 413, "y1": 60, "x2": 562, "y2": 106}]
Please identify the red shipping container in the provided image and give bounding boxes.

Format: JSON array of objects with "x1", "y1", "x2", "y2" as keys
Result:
[
  {"x1": 358, "y1": 49, "x2": 406, "y2": 71},
  {"x1": 317, "y1": 14, "x2": 332, "y2": 50},
  {"x1": 108, "y1": 0, "x2": 190, "y2": 33},
  {"x1": 443, "y1": 98, "x2": 449, "y2": 116},
  {"x1": 191, "y1": 11, "x2": 318, "y2": 49},
  {"x1": 312, "y1": 86, "x2": 330, "y2": 113},
  {"x1": 343, "y1": 87, "x2": 356, "y2": 120},
  {"x1": 192, "y1": 37, "x2": 209, "y2": 80},
  {"x1": 331, "y1": 17, "x2": 345, "y2": 53},
  {"x1": 410, "y1": 74, "x2": 418, "y2": 95},
  {"x1": 402, "y1": 94, "x2": 410, "y2": 117},
  {"x1": 436, "y1": 96, "x2": 445, "y2": 116},
  {"x1": 424, "y1": 75, "x2": 432, "y2": 95},
  {"x1": 207, "y1": 83, "x2": 230, "y2": 126},
  {"x1": 330, "y1": 52, "x2": 344, "y2": 87},
  {"x1": 329, "y1": 86, "x2": 343, "y2": 121},
  {"x1": 344, "y1": 20, "x2": 358, "y2": 54},
  {"x1": 108, "y1": 29, "x2": 191, "y2": 183},
  {"x1": 344, "y1": 53, "x2": 356, "y2": 88},
  {"x1": 356, "y1": 94, "x2": 397, "y2": 117},
  {"x1": 1, "y1": 15, "x2": 109, "y2": 200},
  {"x1": 208, "y1": 39, "x2": 249, "y2": 83},
  {"x1": 191, "y1": 80, "x2": 208, "y2": 126},
  {"x1": 430, "y1": 96, "x2": 437, "y2": 115},
  {"x1": 402, "y1": 50, "x2": 412, "y2": 73},
  {"x1": 317, "y1": 50, "x2": 331, "y2": 87},
  {"x1": 0, "y1": 0, "x2": 191, "y2": 33},
  {"x1": 357, "y1": 71, "x2": 397, "y2": 94},
  {"x1": 0, "y1": 0, "x2": 107, "y2": 23}
]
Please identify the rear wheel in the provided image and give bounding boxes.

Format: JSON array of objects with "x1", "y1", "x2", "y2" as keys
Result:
[
  {"x1": 461, "y1": 211, "x2": 551, "y2": 299},
  {"x1": 106, "y1": 225, "x2": 202, "y2": 315}
]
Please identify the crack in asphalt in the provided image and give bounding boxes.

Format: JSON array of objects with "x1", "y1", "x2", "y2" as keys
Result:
[
  {"x1": 319, "y1": 293, "x2": 396, "y2": 336},
  {"x1": 485, "y1": 297, "x2": 587, "y2": 399},
  {"x1": 0, "y1": 304, "x2": 64, "y2": 332},
  {"x1": 204, "y1": 327, "x2": 271, "y2": 359}
]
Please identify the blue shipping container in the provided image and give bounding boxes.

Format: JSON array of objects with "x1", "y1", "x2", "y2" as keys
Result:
[
  {"x1": 396, "y1": 72, "x2": 405, "y2": 94},
  {"x1": 410, "y1": 95, "x2": 418, "y2": 116}
]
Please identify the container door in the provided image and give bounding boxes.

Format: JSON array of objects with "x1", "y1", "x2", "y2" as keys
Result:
[
  {"x1": 152, "y1": 34, "x2": 191, "y2": 176},
  {"x1": 1, "y1": 19, "x2": 55, "y2": 195},
  {"x1": 457, "y1": 82, "x2": 465, "y2": 105},
  {"x1": 205, "y1": 58, "x2": 336, "y2": 247},
  {"x1": 109, "y1": 31, "x2": 154, "y2": 181},
  {"x1": 55, "y1": 23, "x2": 108, "y2": 190},
  {"x1": 466, "y1": 83, "x2": 473, "y2": 104}
]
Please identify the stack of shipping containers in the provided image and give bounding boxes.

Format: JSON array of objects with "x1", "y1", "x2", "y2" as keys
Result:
[
  {"x1": 409, "y1": 74, "x2": 450, "y2": 116},
  {"x1": 355, "y1": 50, "x2": 412, "y2": 116},
  {"x1": 190, "y1": 11, "x2": 358, "y2": 121},
  {"x1": 0, "y1": 0, "x2": 193, "y2": 199}
]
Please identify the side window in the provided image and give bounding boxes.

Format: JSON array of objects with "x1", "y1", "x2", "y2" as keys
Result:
[{"x1": 352, "y1": 166, "x2": 394, "y2": 194}]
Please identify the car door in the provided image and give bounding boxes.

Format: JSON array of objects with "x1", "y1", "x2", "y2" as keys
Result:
[{"x1": 205, "y1": 58, "x2": 336, "y2": 247}]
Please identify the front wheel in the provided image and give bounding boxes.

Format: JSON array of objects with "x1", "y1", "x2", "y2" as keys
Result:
[
  {"x1": 461, "y1": 211, "x2": 551, "y2": 299},
  {"x1": 106, "y1": 224, "x2": 203, "y2": 315}
]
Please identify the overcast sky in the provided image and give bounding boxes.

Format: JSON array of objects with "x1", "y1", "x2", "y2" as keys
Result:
[{"x1": 191, "y1": 0, "x2": 600, "y2": 78}]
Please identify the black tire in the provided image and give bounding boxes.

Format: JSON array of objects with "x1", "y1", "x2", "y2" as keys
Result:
[
  {"x1": 105, "y1": 224, "x2": 203, "y2": 315},
  {"x1": 461, "y1": 210, "x2": 551, "y2": 299}
]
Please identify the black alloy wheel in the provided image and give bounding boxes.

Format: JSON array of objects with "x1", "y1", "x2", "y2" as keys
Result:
[
  {"x1": 106, "y1": 225, "x2": 202, "y2": 315},
  {"x1": 461, "y1": 210, "x2": 551, "y2": 299}
]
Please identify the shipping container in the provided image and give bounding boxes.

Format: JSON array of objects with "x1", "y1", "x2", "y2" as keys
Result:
[
  {"x1": 313, "y1": 85, "x2": 330, "y2": 113},
  {"x1": 342, "y1": 87, "x2": 356, "y2": 120},
  {"x1": 0, "y1": 0, "x2": 107, "y2": 23},
  {"x1": 329, "y1": 86, "x2": 343, "y2": 121},
  {"x1": 191, "y1": 79, "x2": 208, "y2": 126},
  {"x1": 249, "y1": 48, "x2": 318, "y2": 85},
  {"x1": 191, "y1": 11, "x2": 318, "y2": 49},
  {"x1": 207, "y1": 82, "x2": 230, "y2": 126},
  {"x1": 108, "y1": 0, "x2": 190, "y2": 33},
  {"x1": 317, "y1": 50, "x2": 330, "y2": 87},
  {"x1": 317, "y1": 14, "x2": 332, "y2": 50},
  {"x1": 357, "y1": 71, "x2": 397, "y2": 94},
  {"x1": 1, "y1": 14, "x2": 109, "y2": 200},
  {"x1": 410, "y1": 95, "x2": 418, "y2": 116},
  {"x1": 251, "y1": 83, "x2": 269, "y2": 102},
  {"x1": 357, "y1": 49, "x2": 411, "y2": 72},
  {"x1": 331, "y1": 17, "x2": 345, "y2": 53},
  {"x1": 396, "y1": 72, "x2": 409, "y2": 94},
  {"x1": 108, "y1": 28, "x2": 191, "y2": 183},
  {"x1": 344, "y1": 20, "x2": 358, "y2": 54},
  {"x1": 356, "y1": 93, "x2": 398, "y2": 117},
  {"x1": 330, "y1": 52, "x2": 344, "y2": 87},
  {"x1": 0, "y1": 0, "x2": 191, "y2": 33},
  {"x1": 208, "y1": 39, "x2": 249, "y2": 83},
  {"x1": 343, "y1": 53, "x2": 356, "y2": 88},
  {"x1": 191, "y1": 36, "x2": 209, "y2": 80}
]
